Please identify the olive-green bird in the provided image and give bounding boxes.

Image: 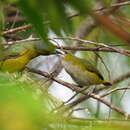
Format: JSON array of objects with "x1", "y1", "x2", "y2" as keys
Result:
[
  {"x1": 62, "y1": 53, "x2": 112, "y2": 87},
  {"x1": 0, "y1": 41, "x2": 56, "y2": 73}
]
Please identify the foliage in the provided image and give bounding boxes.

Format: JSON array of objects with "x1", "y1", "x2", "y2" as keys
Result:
[{"x1": 0, "y1": 0, "x2": 130, "y2": 130}]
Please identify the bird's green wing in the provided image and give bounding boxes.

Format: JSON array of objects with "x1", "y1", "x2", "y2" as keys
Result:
[
  {"x1": 80, "y1": 58, "x2": 104, "y2": 80},
  {"x1": 7, "y1": 42, "x2": 35, "y2": 53}
]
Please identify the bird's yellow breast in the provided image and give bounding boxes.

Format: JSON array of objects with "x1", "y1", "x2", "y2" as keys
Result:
[{"x1": 0, "y1": 50, "x2": 37, "y2": 73}]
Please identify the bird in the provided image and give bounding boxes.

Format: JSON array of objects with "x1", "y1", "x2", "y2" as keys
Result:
[
  {"x1": 0, "y1": 41, "x2": 56, "y2": 73},
  {"x1": 62, "y1": 53, "x2": 112, "y2": 87}
]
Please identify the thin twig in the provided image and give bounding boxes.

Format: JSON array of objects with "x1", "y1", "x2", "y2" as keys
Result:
[
  {"x1": 96, "y1": 1, "x2": 130, "y2": 11},
  {"x1": 2, "y1": 24, "x2": 31, "y2": 35},
  {"x1": 67, "y1": 1, "x2": 130, "y2": 18},
  {"x1": 55, "y1": 45, "x2": 130, "y2": 54},
  {"x1": 101, "y1": 87, "x2": 130, "y2": 97},
  {"x1": 2, "y1": 21, "x2": 50, "y2": 35},
  {"x1": 64, "y1": 86, "x2": 89, "y2": 104},
  {"x1": 112, "y1": 72, "x2": 130, "y2": 84}
]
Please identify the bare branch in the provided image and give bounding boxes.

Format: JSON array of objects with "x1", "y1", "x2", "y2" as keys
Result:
[
  {"x1": 63, "y1": 72, "x2": 130, "y2": 112},
  {"x1": 112, "y1": 72, "x2": 130, "y2": 84},
  {"x1": 51, "y1": 37, "x2": 130, "y2": 56},
  {"x1": 4, "y1": 37, "x2": 130, "y2": 56},
  {"x1": 100, "y1": 87, "x2": 130, "y2": 97},
  {"x1": 2, "y1": 24, "x2": 31, "y2": 35},
  {"x1": 26, "y1": 67, "x2": 130, "y2": 119}
]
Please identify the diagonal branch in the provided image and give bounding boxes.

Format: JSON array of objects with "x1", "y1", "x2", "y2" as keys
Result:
[
  {"x1": 100, "y1": 87, "x2": 130, "y2": 97},
  {"x1": 112, "y1": 72, "x2": 130, "y2": 84},
  {"x1": 26, "y1": 67, "x2": 130, "y2": 119}
]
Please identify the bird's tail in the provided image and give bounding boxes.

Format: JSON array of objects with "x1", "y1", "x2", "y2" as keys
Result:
[{"x1": 103, "y1": 80, "x2": 112, "y2": 86}]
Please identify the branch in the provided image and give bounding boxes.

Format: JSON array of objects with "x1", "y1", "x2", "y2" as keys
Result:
[
  {"x1": 2, "y1": 24, "x2": 31, "y2": 35},
  {"x1": 26, "y1": 67, "x2": 130, "y2": 119},
  {"x1": 99, "y1": 1, "x2": 130, "y2": 10},
  {"x1": 112, "y1": 72, "x2": 130, "y2": 84},
  {"x1": 100, "y1": 87, "x2": 130, "y2": 97},
  {"x1": 2, "y1": 21, "x2": 50, "y2": 35},
  {"x1": 51, "y1": 37, "x2": 130, "y2": 57},
  {"x1": 61, "y1": 86, "x2": 110, "y2": 113},
  {"x1": 109, "y1": 1, "x2": 130, "y2": 7},
  {"x1": 4, "y1": 37, "x2": 130, "y2": 56},
  {"x1": 55, "y1": 45, "x2": 130, "y2": 54},
  {"x1": 64, "y1": 72, "x2": 130, "y2": 112},
  {"x1": 64, "y1": 1, "x2": 130, "y2": 18}
]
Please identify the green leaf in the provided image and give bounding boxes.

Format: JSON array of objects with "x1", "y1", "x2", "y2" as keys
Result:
[
  {"x1": 18, "y1": 0, "x2": 55, "y2": 52},
  {"x1": 45, "y1": 0, "x2": 72, "y2": 35},
  {"x1": 0, "y1": 3, "x2": 4, "y2": 32},
  {"x1": 0, "y1": 73, "x2": 50, "y2": 129}
]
